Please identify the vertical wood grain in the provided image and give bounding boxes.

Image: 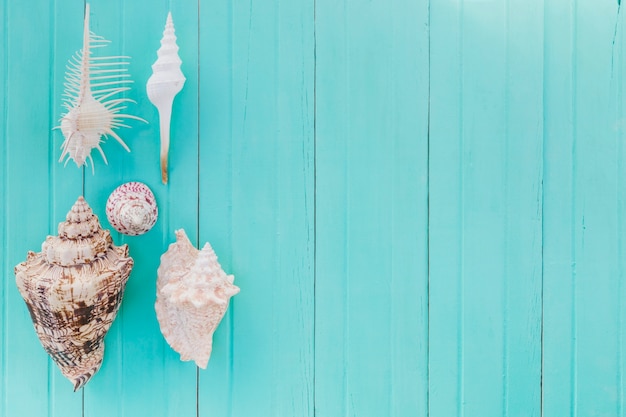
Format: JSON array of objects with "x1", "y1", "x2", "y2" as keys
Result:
[
  {"x1": 197, "y1": 0, "x2": 316, "y2": 415},
  {"x1": 48, "y1": 1, "x2": 85, "y2": 415},
  {"x1": 543, "y1": 1, "x2": 624, "y2": 416},
  {"x1": 428, "y1": 2, "x2": 463, "y2": 414},
  {"x1": 198, "y1": 0, "x2": 235, "y2": 414},
  {"x1": 572, "y1": 1, "x2": 621, "y2": 412},
  {"x1": 0, "y1": 0, "x2": 6, "y2": 414},
  {"x1": 82, "y1": 0, "x2": 198, "y2": 416},
  {"x1": 618, "y1": 6, "x2": 626, "y2": 416},
  {"x1": 502, "y1": 2, "x2": 544, "y2": 414},
  {"x1": 199, "y1": 0, "x2": 315, "y2": 415},
  {"x1": 315, "y1": 0, "x2": 429, "y2": 416},
  {"x1": 6, "y1": 1, "x2": 626, "y2": 416},
  {"x1": 4, "y1": 0, "x2": 55, "y2": 415},
  {"x1": 429, "y1": 1, "x2": 543, "y2": 416},
  {"x1": 541, "y1": 0, "x2": 575, "y2": 415}
]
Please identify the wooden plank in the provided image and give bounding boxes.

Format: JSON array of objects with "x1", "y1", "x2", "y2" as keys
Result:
[
  {"x1": 48, "y1": 2, "x2": 85, "y2": 414},
  {"x1": 618, "y1": 5, "x2": 626, "y2": 416},
  {"x1": 572, "y1": 2, "x2": 622, "y2": 414},
  {"x1": 4, "y1": 0, "x2": 55, "y2": 415},
  {"x1": 197, "y1": 0, "x2": 235, "y2": 414},
  {"x1": 201, "y1": 0, "x2": 316, "y2": 415},
  {"x1": 81, "y1": 2, "x2": 127, "y2": 415},
  {"x1": 0, "y1": 0, "x2": 6, "y2": 414},
  {"x1": 314, "y1": 0, "x2": 350, "y2": 413},
  {"x1": 429, "y1": 0, "x2": 543, "y2": 415},
  {"x1": 388, "y1": 0, "x2": 429, "y2": 415},
  {"x1": 428, "y1": 1, "x2": 463, "y2": 414},
  {"x1": 315, "y1": 0, "x2": 428, "y2": 416},
  {"x1": 501, "y1": 1, "x2": 543, "y2": 414},
  {"x1": 565, "y1": 1, "x2": 618, "y2": 415},
  {"x1": 541, "y1": 1, "x2": 575, "y2": 415},
  {"x1": 83, "y1": 0, "x2": 198, "y2": 416}
]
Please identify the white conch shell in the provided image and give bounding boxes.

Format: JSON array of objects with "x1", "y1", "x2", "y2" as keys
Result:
[
  {"x1": 146, "y1": 12, "x2": 186, "y2": 184},
  {"x1": 14, "y1": 197, "x2": 133, "y2": 391},
  {"x1": 155, "y1": 229, "x2": 239, "y2": 368},
  {"x1": 58, "y1": 3, "x2": 145, "y2": 171},
  {"x1": 106, "y1": 182, "x2": 158, "y2": 236}
]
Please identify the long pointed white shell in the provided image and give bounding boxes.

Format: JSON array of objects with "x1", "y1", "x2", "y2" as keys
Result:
[
  {"x1": 155, "y1": 230, "x2": 239, "y2": 368},
  {"x1": 147, "y1": 12, "x2": 186, "y2": 184},
  {"x1": 14, "y1": 197, "x2": 133, "y2": 390},
  {"x1": 59, "y1": 3, "x2": 145, "y2": 171}
]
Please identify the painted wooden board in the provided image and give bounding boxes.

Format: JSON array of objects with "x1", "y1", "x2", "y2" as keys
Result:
[
  {"x1": 198, "y1": 0, "x2": 315, "y2": 415},
  {"x1": 81, "y1": 1, "x2": 198, "y2": 416},
  {"x1": 5, "y1": 0, "x2": 626, "y2": 416},
  {"x1": 543, "y1": 0, "x2": 626, "y2": 415},
  {"x1": 0, "y1": 0, "x2": 6, "y2": 415},
  {"x1": 315, "y1": 0, "x2": 429, "y2": 416},
  {"x1": 429, "y1": 1, "x2": 543, "y2": 415},
  {"x1": 3, "y1": 1, "x2": 63, "y2": 416}
]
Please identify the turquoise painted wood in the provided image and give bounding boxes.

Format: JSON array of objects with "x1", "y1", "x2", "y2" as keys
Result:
[
  {"x1": 315, "y1": 0, "x2": 428, "y2": 416},
  {"x1": 4, "y1": 0, "x2": 626, "y2": 416}
]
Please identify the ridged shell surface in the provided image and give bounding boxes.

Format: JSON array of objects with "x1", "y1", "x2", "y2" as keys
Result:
[
  {"x1": 106, "y1": 182, "x2": 158, "y2": 236},
  {"x1": 59, "y1": 3, "x2": 145, "y2": 171},
  {"x1": 155, "y1": 229, "x2": 239, "y2": 368},
  {"x1": 15, "y1": 197, "x2": 134, "y2": 391},
  {"x1": 146, "y1": 12, "x2": 186, "y2": 184}
]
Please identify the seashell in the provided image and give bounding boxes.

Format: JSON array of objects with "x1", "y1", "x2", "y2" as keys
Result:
[
  {"x1": 146, "y1": 12, "x2": 186, "y2": 184},
  {"x1": 58, "y1": 3, "x2": 145, "y2": 171},
  {"x1": 14, "y1": 197, "x2": 134, "y2": 391},
  {"x1": 155, "y1": 229, "x2": 239, "y2": 368},
  {"x1": 106, "y1": 182, "x2": 158, "y2": 236}
]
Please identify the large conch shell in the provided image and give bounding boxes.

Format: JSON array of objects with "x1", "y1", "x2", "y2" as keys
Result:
[
  {"x1": 14, "y1": 197, "x2": 134, "y2": 391},
  {"x1": 59, "y1": 3, "x2": 145, "y2": 171},
  {"x1": 146, "y1": 12, "x2": 186, "y2": 184},
  {"x1": 106, "y1": 181, "x2": 158, "y2": 236},
  {"x1": 155, "y1": 229, "x2": 239, "y2": 368}
]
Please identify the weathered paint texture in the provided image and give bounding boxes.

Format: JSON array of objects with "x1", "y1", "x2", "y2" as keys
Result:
[{"x1": 2, "y1": 0, "x2": 626, "y2": 416}]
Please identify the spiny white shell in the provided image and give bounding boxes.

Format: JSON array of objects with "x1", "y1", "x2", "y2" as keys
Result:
[
  {"x1": 106, "y1": 182, "x2": 158, "y2": 236},
  {"x1": 146, "y1": 12, "x2": 186, "y2": 184},
  {"x1": 155, "y1": 229, "x2": 239, "y2": 368},
  {"x1": 14, "y1": 197, "x2": 133, "y2": 391},
  {"x1": 59, "y1": 3, "x2": 145, "y2": 171}
]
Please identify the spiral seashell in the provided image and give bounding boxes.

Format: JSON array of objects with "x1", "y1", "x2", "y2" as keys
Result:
[
  {"x1": 14, "y1": 197, "x2": 134, "y2": 391},
  {"x1": 155, "y1": 229, "x2": 239, "y2": 368},
  {"x1": 106, "y1": 182, "x2": 158, "y2": 236},
  {"x1": 58, "y1": 3, "x2": 146, "y2": 171},
  {"x1": 146, "y1": 12, "x2": 186, "y2": 184}
]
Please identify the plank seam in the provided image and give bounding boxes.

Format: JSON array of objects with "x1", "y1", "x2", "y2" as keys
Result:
[
  {"x1": 426, "y1": 0, "x2": 431, "y2": 416},
  {"x1": 313, "y1": 0, "x2": 317, "y2": 413},
  {"x1": 1, "y1": 0, "x2": 7, "y2": 414},
  {"x1": 197, "y1": 0, "x2": 202, "y2": 415}
]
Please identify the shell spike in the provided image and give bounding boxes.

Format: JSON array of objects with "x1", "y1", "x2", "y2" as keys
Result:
[
  {"x1": 14, "y1": 195, "x2": 133, "y2": 389},
  {"x1": 156, "y1": 229, "x2": 239, "y2": 368},
  {"x1": 147, "y1": 11, "x2": 186, "y2": 184},
  {"x1": 57, "y1": 2, "x2": 145, "y2": 170}
]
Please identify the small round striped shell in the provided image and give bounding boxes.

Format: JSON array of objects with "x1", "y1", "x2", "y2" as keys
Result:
[{"x1": 106, "y1": 182, "x2": 158, "y2": 236}]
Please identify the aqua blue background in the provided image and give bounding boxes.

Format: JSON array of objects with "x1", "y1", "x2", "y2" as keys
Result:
[{"x1": 1, "y1": 0, "x2": 625, "y2": 416}]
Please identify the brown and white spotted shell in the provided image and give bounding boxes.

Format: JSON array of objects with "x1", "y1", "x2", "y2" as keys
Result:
[
  {"x1": 155, "y1": 229, "x2": 239, "y2": 368},
  {"x1": 106, "y1": 182, "x2": 158, "y2": 236},
  {"x1": 14, "y1": 197, "x2": 133, "y2": 390}
]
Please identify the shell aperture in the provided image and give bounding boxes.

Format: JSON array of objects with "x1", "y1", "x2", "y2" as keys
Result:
[
  {"x1": 14, "y1": 196, "x2": 134, "y2": 390},
  {"x1": 155, "y1": 229, "x2": 239, "y2": 368}
]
